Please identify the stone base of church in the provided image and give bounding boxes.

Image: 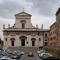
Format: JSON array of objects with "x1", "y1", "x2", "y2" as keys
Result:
[{"x1": 7, "y1": 46, "x2": 43, "y2": 53}]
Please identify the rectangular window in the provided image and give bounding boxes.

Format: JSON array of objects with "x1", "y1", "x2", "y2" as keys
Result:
[
  {"x1": 44, "y1": 42, "x2": 47, "y2": 46},
  {"x1": 32, "y1": 41, "x2": 35, "y2": 46}
]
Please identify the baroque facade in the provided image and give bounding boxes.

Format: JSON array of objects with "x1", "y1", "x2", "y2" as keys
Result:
[{"x1": 3, "y1": 11, "x2": 50, "y2": 49}]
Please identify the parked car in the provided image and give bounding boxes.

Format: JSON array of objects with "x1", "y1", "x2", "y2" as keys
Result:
[
  {"x1": 28, "y1": 52, "x2": 34, "y2": 57},
  {"x1": 10, "y1": 54, "x2": 21, "y2": 59},
  {"x1": 0, "y1": 55, "x2": 4, "y2": 58},
  {"x1": 0, "y1": 56, "x2": 10, "y2": 60},
  {"x1": 10, "y1": 52, "x2": 22, "y2": 59},
  {"x1": 39, "y1": 52, "x2": 59, "y2": 60},
  {"x1": 20, "y1": 51, "x2": 24, "y2": 55},
  {"x1": 43, "y1": 56, "x2": 60, "y2": 60},
  {"x1": 37, "y1": 50, "x2": 45, "y2": 54},
  {"x1": 39, "y1": 52, "x2": 52, "y2": 59}
]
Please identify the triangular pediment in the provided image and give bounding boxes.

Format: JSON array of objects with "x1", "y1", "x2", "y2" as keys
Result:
[{"x1": 15, "y1": 11, "x2": 32, "y2": 16}]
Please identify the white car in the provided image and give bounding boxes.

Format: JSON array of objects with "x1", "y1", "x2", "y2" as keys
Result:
[
  {"x1": 0, "y1": 56, "x2": 10, "y2": 60},
  {"x1": 20, "y1": 52, "x2": 24, "y2": 55},
  {"x1": 39, "y1": 53, "x2": 52, "y2": 58}
]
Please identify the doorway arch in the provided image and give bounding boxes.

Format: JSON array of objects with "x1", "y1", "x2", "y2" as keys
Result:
[{"x1": 20, "y1": 36, "x2": 27, "y2": 46}]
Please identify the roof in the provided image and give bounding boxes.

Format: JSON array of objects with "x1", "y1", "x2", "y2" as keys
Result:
[
  {"x1": 3, "y1": 28, "x2": 50, "y2": 32},
  {"x1": 56, "y1": 8, "x2": 60, "y2": 15},
  {"x1": 15, "y1": 11, "x2": 32, "y2": 16},
  {"x1": 50, "y1": 21, "x2": 57, "y2": 28}
]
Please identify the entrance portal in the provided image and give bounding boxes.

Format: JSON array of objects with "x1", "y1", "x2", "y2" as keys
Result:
[
  {"x1": 21, "y1": 39, "x2": 25, "y2": 46},
  {"x1": 20, "y1": 36, "x2": 27, "y2": 46}
]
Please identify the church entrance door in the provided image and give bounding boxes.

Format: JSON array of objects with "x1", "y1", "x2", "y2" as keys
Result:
[
  {"x1": 20, "y1": 36, "x2": 27, "y2": 46},
  {"x1": 21, "y1": 39, "x2": 25, "y2": 46}
]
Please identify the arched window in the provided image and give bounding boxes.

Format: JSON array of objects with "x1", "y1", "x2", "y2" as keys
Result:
[
  {"x1": 21, "y1": 20, "x2": 26, "y2": 29},
  {"x1": 22, "y1": 23, "x2": 25, "y2": 28}
]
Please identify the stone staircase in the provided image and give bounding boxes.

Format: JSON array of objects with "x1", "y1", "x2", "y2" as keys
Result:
[{"x1": 8, "y1": 47, "x2": 38, "y2": 53}]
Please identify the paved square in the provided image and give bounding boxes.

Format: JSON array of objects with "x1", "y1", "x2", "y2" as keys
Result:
[{"x1": 20, "y1": 53, "x2": 42, "y2": 60}]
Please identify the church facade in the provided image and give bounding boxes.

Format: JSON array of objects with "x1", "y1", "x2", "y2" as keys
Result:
[{"x1": 3, "y1": 11, "x2": 50, "y2": 49}]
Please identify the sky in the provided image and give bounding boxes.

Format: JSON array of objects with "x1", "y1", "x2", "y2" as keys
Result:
[{"x1": 0, "y1": 0, "x2": 60, "y2": 39}]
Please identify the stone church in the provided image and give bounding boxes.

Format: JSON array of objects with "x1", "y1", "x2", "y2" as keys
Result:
[{"x1": 3, "y1": 11, "x2": 50, "y2": 51}]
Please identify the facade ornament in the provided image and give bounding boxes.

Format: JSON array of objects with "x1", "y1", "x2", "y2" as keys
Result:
[
  {"x1": 3, "y1": 24, "x2": 5, "y2": 29},
  {"x1": 8, "y1": 24, "x2": 10, "y2": 28},
  {"x1": 36, "y1": 24, "x2": 38, "y2": 28},
  {"x1": 41, "y1": 24, "x2": 43, "y2": 30}
]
